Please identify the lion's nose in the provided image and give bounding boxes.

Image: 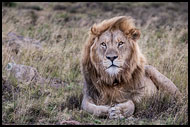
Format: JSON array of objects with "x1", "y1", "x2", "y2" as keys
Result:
[{"x1": 106, "y1": 55, "x2": 118, "y2": 61}]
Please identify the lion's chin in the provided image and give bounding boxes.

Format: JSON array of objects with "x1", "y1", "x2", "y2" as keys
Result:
[{"x1": 105, "y1": 66, "x2": 121, "y2": 76}]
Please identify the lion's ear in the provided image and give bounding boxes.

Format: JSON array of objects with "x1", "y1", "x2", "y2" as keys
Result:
[
  {"x1": 129, "y1": 28, "x2": 141, "y2": 41},
  {"x1": 91, "y1": 24, "x2": 100, "y2": 35}
]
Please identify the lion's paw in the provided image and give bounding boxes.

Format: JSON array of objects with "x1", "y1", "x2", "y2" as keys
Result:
[{"x1": 108, "y1": 106, "x2": 124, "y2": 119}]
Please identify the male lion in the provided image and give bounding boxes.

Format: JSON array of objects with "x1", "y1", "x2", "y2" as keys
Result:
[{"x1": 81, "y1": 16, "x2": 182, "y2": 119}]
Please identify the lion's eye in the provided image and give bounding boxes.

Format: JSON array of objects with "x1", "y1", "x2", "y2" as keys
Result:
[
  {"x1": 101, "y1": 42, "x2": 106, "y2": 48},
  {"x1": 118, "y1": 41, "x2": 124, "y2": 47}
]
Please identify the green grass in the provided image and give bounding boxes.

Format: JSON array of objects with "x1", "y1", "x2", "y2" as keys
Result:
[{"x1": 2, "y1": 2, "x2": 188, "y2": 125}]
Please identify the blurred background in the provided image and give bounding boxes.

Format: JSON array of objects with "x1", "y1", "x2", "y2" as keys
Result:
[{"x1": 2, "y1": 2, "x2": 188, "y2": 28}]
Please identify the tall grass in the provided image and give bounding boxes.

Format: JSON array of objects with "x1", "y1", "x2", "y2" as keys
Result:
[{"x1": 2, "y1": 2, "x2": 188, "y2": 125}]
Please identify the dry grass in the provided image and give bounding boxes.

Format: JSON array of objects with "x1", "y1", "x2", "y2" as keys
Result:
[{"x1": 2, "y1": 2, "x2": 188, "y2": 125}]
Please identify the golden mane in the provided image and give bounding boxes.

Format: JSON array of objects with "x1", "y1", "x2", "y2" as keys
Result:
[{"x1": 81, "y1": 16, "x2": 146, "y2": 105}]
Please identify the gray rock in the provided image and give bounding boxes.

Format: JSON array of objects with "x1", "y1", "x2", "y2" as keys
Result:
[
  {"x1": 6, "y1": 32, "x2": 42, "y2": 54},
  {"x1": 6, "y1": 63, "x2": 66, "y2": 88},
  {"x1": 6, "y1": 62, "x2": 43, "y2": 84}
]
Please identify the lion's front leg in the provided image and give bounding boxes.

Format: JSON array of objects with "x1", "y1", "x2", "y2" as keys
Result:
[
  {"x1": 145, "y1": 65, "x2": 182, "y2": 100},
  {"x1": 81, "y1": 94, "x2": 110, "y2": 117},
  {"x1": 108, "y1": 100, "x2": 135, "y2": 119}
]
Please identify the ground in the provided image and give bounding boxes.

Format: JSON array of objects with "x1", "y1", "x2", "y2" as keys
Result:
[{"x1": 2, "y1": 2, "x2": 188, "y2": 125}]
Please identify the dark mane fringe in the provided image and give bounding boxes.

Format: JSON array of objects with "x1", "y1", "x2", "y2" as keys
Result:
[{"x1": 81, "y1": 16, "x2": 146, "y2": 105}]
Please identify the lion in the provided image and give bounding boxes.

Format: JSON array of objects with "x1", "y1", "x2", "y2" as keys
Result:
[{"x1": 80, "y1": 16, "x2": 182, "y2": 119}]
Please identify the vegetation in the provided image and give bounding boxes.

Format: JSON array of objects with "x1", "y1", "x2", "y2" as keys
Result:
[{"x1": 2, "y1": 2, "x2": 188, "y2": 125}]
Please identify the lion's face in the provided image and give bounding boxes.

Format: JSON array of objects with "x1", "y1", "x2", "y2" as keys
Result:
[
  {"x1": 91, "y1": 29, "x2": 133, "y2": 76},
  {"x1": 82, "y1": 16, "x2": 146, "y2": 105}
]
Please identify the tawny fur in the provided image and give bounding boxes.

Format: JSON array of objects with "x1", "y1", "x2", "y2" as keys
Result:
[{"x1": 81, "y1": 16, "x2": 182, "y2": 118}]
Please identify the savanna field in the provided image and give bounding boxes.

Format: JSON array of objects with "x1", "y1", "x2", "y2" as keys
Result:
[{"x1": 2, "y1": 2, "x2": 188, "y2": 125}]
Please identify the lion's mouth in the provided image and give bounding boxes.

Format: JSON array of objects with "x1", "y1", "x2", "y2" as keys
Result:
[
  {"x1": 108, "y1": 64, "x2": 119, "y2": 68},
  {"x1": 105, "y1": 64, "x2": 121, "y2": 76}
]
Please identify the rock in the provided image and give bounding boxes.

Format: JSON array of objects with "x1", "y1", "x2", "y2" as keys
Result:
[
  {"x1": 6, "y1": 32, "x2": 42, "y2": 54},
  {"x1": 5, "y1": 63, "x2": 66, "y2": 89},
  {"x1": 6, "y1": 62, "x2": 43, "y2": 84}
]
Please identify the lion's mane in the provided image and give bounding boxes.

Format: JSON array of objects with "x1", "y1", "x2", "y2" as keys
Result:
[{"x1": 81, "y1": 16, "x2": 146, "y2": 105}]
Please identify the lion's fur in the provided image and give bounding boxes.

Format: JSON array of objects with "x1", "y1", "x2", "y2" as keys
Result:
[
  {"x1": 81, "y1": 16, "x2": 182, "y2": 118},
  {"x1": 81, "y1": 16, "x2": 148, "y2": 105}
]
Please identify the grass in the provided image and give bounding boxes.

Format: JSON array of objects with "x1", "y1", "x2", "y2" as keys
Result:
[{"x1": 2, "y1": 2, "x2": 188, "y2": 125}]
